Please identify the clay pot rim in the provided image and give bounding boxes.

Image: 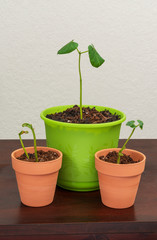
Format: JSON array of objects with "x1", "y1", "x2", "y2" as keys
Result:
[
  {"x1": 95, "y1": 148, "x2": 146, "y2": 167},
  {"x1": 95, "y1": 148, "x2": 146, "y2": 177},
  {"x1": 11, "y1": 146, "x2": 63, "y2": 175},
  {"x1": 11, "y1": 146, "x2": 63, "y2": 164},
  {"x1": 40, "y1": 105, "x2": 126, "y2": 129}
]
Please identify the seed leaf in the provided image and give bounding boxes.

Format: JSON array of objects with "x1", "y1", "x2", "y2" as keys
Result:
[
  {"x1": 119, "y1": 152, "x2": 124, "y2": 156},
  {"x1": 137, "y1": 120, "x2": 144, "y2": 129},
  {"x1": 22, "y1": 123, "x2": 32, "y2": 129},
  {"x1": 19, "y1": 130, "x2": 29, "y2": 135},
  {"x1": 126, "y1": 120, "x2": 136, "y2": 128},
  {"x1": 57, "y1": 40, "x2": 78, "y2": 54},
  {"x1": 88, "y1": 44, "x2": 105, "y2": 68}
]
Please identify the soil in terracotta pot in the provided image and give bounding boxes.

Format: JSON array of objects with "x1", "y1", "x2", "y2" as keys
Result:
[
  {"x1": 99, "y1": 151, "x2": 140, "y2": 164},
  {"x1": 17, "y1": 150, "x2": 59, "y2": 162},
  {"x1": 46, "y1": 105, "x2": 120, "y2": 124}
]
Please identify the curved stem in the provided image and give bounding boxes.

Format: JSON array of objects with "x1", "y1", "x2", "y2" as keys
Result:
[
  {"x1": 22, "y1": 123, "x2": 38, "y2": 162},
  {"x1": 31, "y1": 127, "x2": 38, "y2": 162},
  {"x1": 19, "y1": 131, "x2": 29, "y2": 159}
]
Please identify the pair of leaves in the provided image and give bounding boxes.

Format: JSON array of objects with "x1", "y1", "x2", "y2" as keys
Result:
[
  {"x1": 57, "y1": 40, "x2": 105, "y2": 68},
  {"x1": 126, "y1": 120, "x2": 144, "y2": 129}
]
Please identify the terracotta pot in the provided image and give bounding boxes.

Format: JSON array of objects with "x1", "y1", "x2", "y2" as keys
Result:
[
  {"x1": 95, "y1": 148, "x2": 146, "y2": 209},
  {"x1": 11, "y1": 146, "x2": 62, "y2": 207}
]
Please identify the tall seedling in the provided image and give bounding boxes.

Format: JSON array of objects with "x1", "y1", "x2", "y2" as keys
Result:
[
  {"x1": 117, "y1": 120, "x2": 144, "y2": 164},
  {"x1": 19, "y1": 123, "x2": 38, "y2": 162},
  {"x1": 58, "y1": 40, "x2": 105, "y2": 119}
]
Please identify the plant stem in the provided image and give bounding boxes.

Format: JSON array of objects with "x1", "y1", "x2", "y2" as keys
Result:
[
  {"x1": 81, "y1": 50, "x2": 88, "y2": 54},
  {"x1": 77, "y1": 48, "x2": 89, "y2": 120},
  {"x1": 78, "y1": 52, "x2": 83, "y2": 119},
  {"x1": 122, "y1": 127, "x2": 136, "y2": 150},
  {"x1": 116, "y1": 154, "x2": 121, "y2": 164},
  {"x1": 117, "y1": 125, "x2": 138, "y2": 164},
  {"x1": 31, "y1": 127, "x2": 38, "y2": 162},
  {"x1": 19, "y1": 131, "x2": 29, "y2": 159},
  {"x1": 22, "y1": 123, "x2": 38, "y2": 162}
]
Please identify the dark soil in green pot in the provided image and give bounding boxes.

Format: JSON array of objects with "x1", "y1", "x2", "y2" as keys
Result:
[{"x1": 40, "y1": 105, "x2": 126, "y2": 192}]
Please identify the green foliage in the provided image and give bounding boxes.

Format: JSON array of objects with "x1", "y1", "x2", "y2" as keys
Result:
[
  {"x1": 137, "y1": 120, "x2": 144, "y2": 129},
  {"x1": 88, "y1": 44, "x2": 105, "y2": 68},
  {"x1": 57, "y1": 40, "x2": 78, "y2": 54},
  {"x1": 126, "y1": 120, "x2": 136, "y2": 128}
]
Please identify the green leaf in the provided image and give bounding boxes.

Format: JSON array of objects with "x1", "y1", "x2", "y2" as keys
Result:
[
  {"x1": 119, "y1": 152, "x2": 124, "y2": 156},
  {"x1": 22, "y1": 123, "x2": 32, "y2": 129},
  {"x1": 126, "y1": 120, "x2": 136, "y2": 128},
  {"x1": 137, "y1": 120, "x2": 144, "y2": 129},
  {"x1": 88, "y1": 44, "x2": 105, "y2": 68},
  {"x1": 20, "y1": 130, "x2": 29, "y2": 135},
  {"x1": 57, "y1": 40, "x2": 78, "y2": 54}
]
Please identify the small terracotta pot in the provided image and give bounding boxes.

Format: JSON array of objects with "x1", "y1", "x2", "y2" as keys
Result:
[
  {"x1": 95, "y1": 148, "x2": 146, "y2": 209},
  {"x1": 11, "y1": 146, "x2": 62, "y2": 207}
]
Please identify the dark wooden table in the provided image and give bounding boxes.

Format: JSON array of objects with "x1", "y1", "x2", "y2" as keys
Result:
[{"x1": 0, "y1": 140, "x2": 157, "y2": 240}]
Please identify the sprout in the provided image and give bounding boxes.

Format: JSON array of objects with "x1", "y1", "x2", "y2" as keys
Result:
[
  {"x1": 19, "y1": 130, "x2": 29, "y2": 159},
  {"x1": 117, "y1": 120, "x2": 144, "y2": 164},
  {"x1": 57, "y1": 40, "x2": 105, "y2": 119},
  {"x1": 19, "y1": 123, "x2": 38, "y2": 162},
  {"x1": 22, "y1": 123, "x2": 38, "y2": 162}
]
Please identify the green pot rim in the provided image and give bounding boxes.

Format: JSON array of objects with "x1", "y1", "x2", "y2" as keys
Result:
[{"x1": 40, "y1": 105, "x2": 126, "y2": 129}]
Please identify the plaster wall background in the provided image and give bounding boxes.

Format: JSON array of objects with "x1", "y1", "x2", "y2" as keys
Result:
[{"x1": 0, "y1": 0, "x2": 157, "y2": 139}]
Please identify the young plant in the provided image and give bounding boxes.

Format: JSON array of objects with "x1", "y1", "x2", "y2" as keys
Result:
[
  {"x1": 19, "y1": 130, "x2": 29, "y2": 159},
  {"x1": 57, "y1": 40, "x2": 105, "y2": 119},
  {"x1": 19, "y1": 123, "x2": 38, "y2": 162},
  {"x1": 117, "y1": 120, "x2": 144, "y2": 164}
]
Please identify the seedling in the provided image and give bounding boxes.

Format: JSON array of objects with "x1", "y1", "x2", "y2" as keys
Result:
[
  {"x1": 117, "y1": 120, "x2": 144, "y2": 164},
  {"x1": 57, "y1": 40, "x2": 105, "y2": 119},
  {"x1": 18, "y1": 123, "x2": 38, "y2": 162},
  {"x1": 19, "y1": 131, "x2": 29, "y2": 159}
]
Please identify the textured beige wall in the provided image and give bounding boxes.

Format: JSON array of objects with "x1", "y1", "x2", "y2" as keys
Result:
[{"x1": 0, "y1": 0, "x2": 157, "y2": 139}]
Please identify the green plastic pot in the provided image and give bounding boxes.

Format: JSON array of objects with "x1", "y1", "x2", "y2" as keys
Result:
[{"x1": 40, "y1": 105, "x2": 126, "y2": 192}]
